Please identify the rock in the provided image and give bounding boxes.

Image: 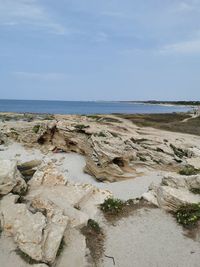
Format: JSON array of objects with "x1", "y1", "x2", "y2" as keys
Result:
[
  {"x1": 0, "y1": 194, "x2": 68, "y2": 264},
  {"x1": 143, "y1": 173, "x2": 200, "y2": 211},
  {"x1": 3, "y1": 114, "x2": 200, "y2": 182},
  {"x1": 0, "y1": 160, "x2": 27, "y2": 196},
  {"x1": 27, "y1": 181, "x2": 111, "y2": 228},
  {"x1": 30, "y1": 196, "x2": 69, "y2": 263},
  {"x1": 29, "y1": 162, "x2": 66, "y2": 187},
  {"x1": 0, "y1": 194, "x2": 46, "y2": 261},
  {"x1": 17, "y1": 160, "x2": 41, "y2": 181}
]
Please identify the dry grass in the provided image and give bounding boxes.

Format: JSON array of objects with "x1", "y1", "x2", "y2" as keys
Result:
[{"x1": 117, "y1": 113, "x2": 200, "y2": 136}]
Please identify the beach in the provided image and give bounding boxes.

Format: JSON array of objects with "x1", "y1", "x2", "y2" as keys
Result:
[{"x1": 0, "y1": 112, "x2": 200, "y2": 267}]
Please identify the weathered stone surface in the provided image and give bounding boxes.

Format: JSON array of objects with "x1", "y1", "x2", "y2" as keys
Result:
[
  {"x1": 0, "y1": 194, "x2": 46, "y2": 261},
  {"x1": 0, "y1": 194, "x2": 68, "y2": 264},
  {"x1": 0, "y1": 160, "x2": 27, "y2": 195},
  {"x1": 29, "y1": 162, "x2": 66, "y2": 187},
  {"x1": 30, "y1": 196, "x2": 69, "y2": 263},
  {"x1": 2, "y1": 114, "x2": 200, "y2": 182},
  {"x1": 143, "y1": 173, "x2": 200, "y2": 211}
]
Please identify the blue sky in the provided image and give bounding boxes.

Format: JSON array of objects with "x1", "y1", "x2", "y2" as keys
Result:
[{"x1": 0, "y1": 0, "x2": 200, "y2": 101}]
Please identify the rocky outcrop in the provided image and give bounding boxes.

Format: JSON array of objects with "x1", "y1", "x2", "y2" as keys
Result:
[
  {"x1": 0, "y1": 194, "x2": 68, "y2": 264},
  {"x1": 2, "y1": 114, "x2": 200, "y2": 182},
  {"x1": 0, "y1": 159, "x2": 111, "y2": 265},
  {"x1": 143, "y1": 174, "x2": 200, "y2": 211},
  {"x1": 0, "y1": 160, "x2": 27, "y2": 196}
]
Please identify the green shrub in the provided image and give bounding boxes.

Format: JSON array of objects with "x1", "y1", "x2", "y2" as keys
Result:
[
  {"x1": 100, "y1": 198, "x2": 124, "y2": 214},
  {"x1": 32, "y1": 125, "x2": 40, "y2": 134},
  {"x1": 179, "y1": 165, "x2": 200, "y2": 176},
  {"x1": 74, "y1": 124, "x2": 89, "y2": 131},
  {"x1": 87, "y1": 219, "x2": 101, "y2": 233},
  {"x1": 176, "y1": 203, "x2": 200, "y2": 226},
  {"x1": 170, "y1": 144, "x2": 188, "y2": 158}
]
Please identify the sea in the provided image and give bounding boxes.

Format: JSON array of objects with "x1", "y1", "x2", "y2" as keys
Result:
[{"x1": 0, "y1": 99, "x2": 190, "y2": 115}]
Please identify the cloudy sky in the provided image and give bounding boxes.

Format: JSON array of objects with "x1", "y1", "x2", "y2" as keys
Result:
[{"x1": 0, "y1": 0, "x2": 200, "y2": 101}]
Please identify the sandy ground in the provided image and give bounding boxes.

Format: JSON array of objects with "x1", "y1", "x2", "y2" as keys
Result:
[
  {"x1": 103, "y1": 208, "x2": 200, "y2": 267},
  {"x1": 0, "y1": 142, "x2": 162, "y2": 199},
  {"x1": 1, "y1": 142, "x2": 200, "y2": 267}
]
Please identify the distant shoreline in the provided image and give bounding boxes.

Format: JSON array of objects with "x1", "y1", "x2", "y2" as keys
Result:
[{"x1": 120, "y1": 101, "x2": 200, "y2": 107}]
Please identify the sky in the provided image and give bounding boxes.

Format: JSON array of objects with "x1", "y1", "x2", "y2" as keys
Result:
[{"x1": 0, "y1": 0, "x2": 200, "y2": 101}]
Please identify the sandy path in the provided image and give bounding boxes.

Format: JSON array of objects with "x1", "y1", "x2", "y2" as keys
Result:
[{"x1": 103, "y1": 208, "x2": 200, "y2": 267}]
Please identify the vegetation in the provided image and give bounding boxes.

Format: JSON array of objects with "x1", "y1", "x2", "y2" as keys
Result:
[
  {"x1": 74, "y1": 124, "x2": 89, "y2": 131},
  {"x1": 81, "y1": 219, "x2": 104, "y2": 265},
  {"x1": 87, "y1": 219, "x2": 101, "y2": 234},
  {"x1": 179, "y1": 165, "x2": 200, "y2": 176},
  {"x1": 32, "y1": 125, "x2": 40, "y2": 134},
  {"x1": 176, "y1": 203, "x2": 200, "y2": 227},
  {"x1": 100, "y1": 198, "x2": 125, "y2": 214},
  {"x1": 170, "y1": 144, "x2": 188, "y2": 158},
  {"x1": 117, "y1": 113, "x2": 200, "y2": 136}
]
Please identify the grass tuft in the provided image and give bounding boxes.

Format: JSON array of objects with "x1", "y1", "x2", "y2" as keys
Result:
[
  {"x1": 100, "y1": 198, "x2": 125, "y2": 214},
  {"x1": 32, "y1": 125, "x2": 40, "y2": 134},
  {"x1": 176, "y1": 203, "x2": 200, "y2": 227},
  {"x1": 179, "y1": 165, "x2": 200, "y2": 176}
]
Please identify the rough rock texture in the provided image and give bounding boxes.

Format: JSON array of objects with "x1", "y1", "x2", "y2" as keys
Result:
[
  {"x1": 143, "y1": 174, "x2": 200, "y2": 211},
  {"x1": 28, "y1": 162, "x2": 66, "y2": 187},
  {"x1": 0, "y1": 194, "x2": 68, "y2": 264},
  {"x1": 2, "y1": 114, "x2": 200, "y2": 182},
  {"x1": 0, "y1": 160, "x2": 27, "y2": 195}
]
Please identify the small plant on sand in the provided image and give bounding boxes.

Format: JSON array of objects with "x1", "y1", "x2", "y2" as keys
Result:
[
  {"x1": 74, "y1": 124, "x2": 89, "y2": 131},
  {"x1": 179, "y1": 165, "x2": 200, "y2": 176},
  {"x1": 100, "y1": 198, "x2": 125, "y2": 214},
  {"x1": 32, "y1": 125, "x2": 40, "y2": 134},
  {"x1": 176, "y1": 203, "x2": 200, "y2": 227},
  {"x1": 87, "y1": 219, "x2": 101, "y2": 234},
  {"x1": 170, "y1": 144, "x2": 188, "y2": 158},
  {"x1": 81, "y1": 219, "x2": 104, "y2": 264}
]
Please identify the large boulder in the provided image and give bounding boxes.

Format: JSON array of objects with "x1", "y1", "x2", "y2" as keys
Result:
[
  {"x1": 0, "y1": 160, "x2": 27, "y2": 196},
  {"x1": 143, "y1": 173, "x2": 200, "y2": 211},
  {"x1": 0, "y1": 194, "x2": 68, "y2": 264}
]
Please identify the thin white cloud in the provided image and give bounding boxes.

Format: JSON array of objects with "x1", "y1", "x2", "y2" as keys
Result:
[
  {"x1": 13, "y1": 72, "x2": 67, "y2": 81},
  {"x1": 161, "y1": 39, "x2": 200, "y2": 54},
  {"x1": 0, "y1": 0, "x2": 66, "y2": 35}
]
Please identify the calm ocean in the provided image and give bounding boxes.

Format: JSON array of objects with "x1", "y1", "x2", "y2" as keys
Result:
[{"x1": 0, "y1": 100, "x2": 190, "y2": 115}]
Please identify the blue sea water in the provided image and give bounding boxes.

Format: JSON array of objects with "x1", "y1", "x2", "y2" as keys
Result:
[{"x1": 0, "y1": 99, "x2": 190, "y2": 114}]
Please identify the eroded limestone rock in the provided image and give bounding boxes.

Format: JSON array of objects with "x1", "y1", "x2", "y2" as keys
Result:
[
  {"x1": 0, "y1": 160, "x2": 27, "y2": 196},
  {"x1": 143, "y1": 173, "x2": 200, "y2": 211},
  {"x1": 0, "y1": 194, "x2": 68, "y2": 264}
]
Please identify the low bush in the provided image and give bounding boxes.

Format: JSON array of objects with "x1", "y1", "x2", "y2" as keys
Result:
[
  {"x1": 87, "y1": 219, "x2": 101, "y2": 234},
  {"x1": 100, "y1": 198, "x2": 125, "y2": 214},
  {"x1": 32, "y1": 125, "x2": 40, "y2": 134},
  {"x1": 179, "y1": 165, "x2": 200, "y2": 176},
  {"x1": 176, "y1": 203, "x2": 200, "y2": 227}
]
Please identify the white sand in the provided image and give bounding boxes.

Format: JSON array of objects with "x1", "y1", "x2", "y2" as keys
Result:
[
  {"x1": 103, "y1": 208, "x2": 200, "y2": 267},
  {"x1": 1, "y1": 142, "x2": 200, "y2": 267}
]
